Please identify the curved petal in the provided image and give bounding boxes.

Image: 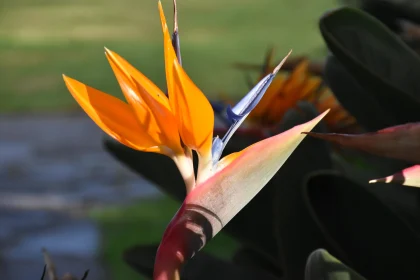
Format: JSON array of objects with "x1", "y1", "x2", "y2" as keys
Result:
[
  {"x1": 159, "y1": 1, "x2": 177, "y2": 109},
  {"x1": 106, "y1": 55, "x2": 183, "y2": 154},
  {"x1": 159, "y1": 1, "x2": 214, "y2": 158},
  {"x1": 267, "y1": 60, "x2": 311, "y2": 122},
  {"x1": 300, "y1": 76, "x2": 322, "y2": 99},
  {"x1": 62, "y1": 75, "x2": 160, "y2": 153},
  {"x1": 104, "y1": 48, "x2": 171, "y2": 110}
]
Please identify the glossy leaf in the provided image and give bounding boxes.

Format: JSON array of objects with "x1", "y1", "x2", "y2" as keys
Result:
[
  {"x1": 305, "y1": 122, "x2": 420, "y2": 162},
  {"x1": 370, "y1": 164, "x2": 420, "y2": 187},
  {"x1": 304, "y1": 171, "x2": 420, "y2": 279},
  {"x1": 320, "y1": 7, "x2": 420, "y2": 124},
  {"x1": 232, "y1": 246, "x2": 282, "y2": 278},
  {"x1": 324, "y1": 55, "x2": 397, "y2": 131},
  {"x1": 103, "y1": 137, "x2": 189, "y2": 201},
  {"x1": 305, "y1": 249, "x2": 366, "y2": 280},
  {"x1": 361, "y1": 0, "x2": 420, "y2": 32},
  {"x1": 273, "y1": 102, "x2": 333, "y2": 280}
]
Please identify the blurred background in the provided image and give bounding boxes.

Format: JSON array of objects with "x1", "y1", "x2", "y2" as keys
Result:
[{"x1": 0, "y1": 0, "x2": 336, "y2": 279}]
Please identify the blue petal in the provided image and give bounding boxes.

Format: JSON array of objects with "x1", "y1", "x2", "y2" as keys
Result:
[
  {"x1": 212, "y1": 73, "x2": 275, "y2": 164},
  {"x1": 210, "y1": 100, "x2": 227, "y2": 114},
  {"x1": 211, "y1": 50, "x2": 292, "y2": 165},
  {"x1": 211, "y1": 136, "x2": 224, "y2": 164},
  {"x1": 226, "y1": 74, "x2": 275, "y2": 123},
  {"x1": 211, "y1": 101, "x2": 233, "y2": 127}
]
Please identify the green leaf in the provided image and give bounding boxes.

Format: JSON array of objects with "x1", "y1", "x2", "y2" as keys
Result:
[
  {"x1": 272, "y1": 102, "x2": 334, "y2": 280},
  {"x1": 361, "y1": 0, "x2": 420, "y2": 29},
  {"x1": 103, "y1": 137, "x2": 188, "y2": 201},
  {"x1": 304, "y1": 171, "x2": 420, "y2": 279},
  {"x1": 232, "y1": 246, "x2": 283, "y2": 277},
  {"x1": 320, "y1": 7, "x2": 420, "y2": 125},
  {"x1": 324, "y1": 55, "x2": 397, "y2": 131},
  {"x1": 305, "y1": 249, "x2": 367, "y2": 280}
]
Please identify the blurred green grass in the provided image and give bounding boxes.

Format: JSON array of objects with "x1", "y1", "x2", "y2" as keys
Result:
[
  {"x1": 0, "y1": 0, "x2": 335, "y2": 112},
  {"x1": 92, "y1": 196, "x2": 239, "y2": 280}
]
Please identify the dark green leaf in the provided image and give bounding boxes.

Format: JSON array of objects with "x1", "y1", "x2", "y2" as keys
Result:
[
  {"x1": 361, "y1": 0, "x2": 420, "y2": 29},
  {"x1": 324, "y1": 55, "x2": 397, "y2": 131},
  {"x1": 103, "y1": 138, "x2": 188, "y2": 201},
  {"x1": 272, "y1": 102, "x2": 333, "y2": 280},
  {"x1": 320, "y1": 7, "x2": 420, "y2": 124},
  {"x1": 305, "y1": 249, "x2": 367, "y2": 280},
  {"x1": 232, "y1": 246, "x2": 282, "y2": 278},
  {"x1": 304, "y1": 171, "x2": 420, "y2": 279}
]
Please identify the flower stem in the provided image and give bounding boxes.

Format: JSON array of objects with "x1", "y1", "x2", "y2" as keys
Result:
[
  {"x1": 196, "y1": 151, "x2": 213, "y2": 185},
  {"x1": 172, "y1": 149, "x2": 195, "y2": 193}
]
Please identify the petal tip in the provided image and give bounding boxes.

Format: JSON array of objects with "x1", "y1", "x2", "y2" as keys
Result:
[
  {"x1": 62, "y1": 74, "x2": 74, "y2": 85},
  {"x1": 310, "y1": 109, "x2": 330, "y2": 124},
  {"x1": 158, "y1": 0, "x2": 168, "y2": 31},
  {"x1": 104, "y1": 47, "x2": 115, "y2": 58},
  {"x1": 272, "y1": 49, "x2": 293, "y2": 75}
]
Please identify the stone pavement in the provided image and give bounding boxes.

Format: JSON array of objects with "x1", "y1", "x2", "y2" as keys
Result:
[{"x1": 0, "y1": 113, "x2": 162, "y2": 280}]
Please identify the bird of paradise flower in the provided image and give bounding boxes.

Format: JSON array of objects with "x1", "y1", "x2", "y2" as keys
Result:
[
  {"x1": 62, "y1": 1, "x2": 329, "y2": 279},
  {"x1": 214, "y1": 49, "x2": 358, "y2": 138}
]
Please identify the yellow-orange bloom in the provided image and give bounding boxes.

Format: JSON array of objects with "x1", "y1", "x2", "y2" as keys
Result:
[
  {"x1": 63, "y1": 2, "x2": 215, "y2": 192},
  {"x1": 61, "y1": 2, "x2": 331, "y2": 280}
]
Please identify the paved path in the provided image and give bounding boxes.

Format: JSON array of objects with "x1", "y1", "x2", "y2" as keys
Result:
[{"x1": 0, "y1": 113, "x2": 162, "y2": 279}]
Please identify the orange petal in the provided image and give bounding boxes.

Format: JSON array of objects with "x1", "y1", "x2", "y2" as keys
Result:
[
  {"x1": 133, "y1": 77, "x2": 183, "y2": 154},
  {"x1": 159, "y1": 1, "x2": 177, "y2": 108},
  {"x1": 300, "y1": 76, "x2": 322, "y2": 99},
  {"x1": 62, "y1": 75, "x2": 160, "y2": 153},
  {"x1": 282, "y1": 59, "x2": 310, "y2": 93},
  {"x1": 159, "y1": 1, "x2": 214, "y2": 157},
  {"x1": 172, "y1": 62, "x2": 214, "y2": 156},
  {"x1": 104, "y1": 48, "x2": 171, "y2": 110},
  {"x1": 106, "y1": 54, "x2": 183, "y2": 154}
]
